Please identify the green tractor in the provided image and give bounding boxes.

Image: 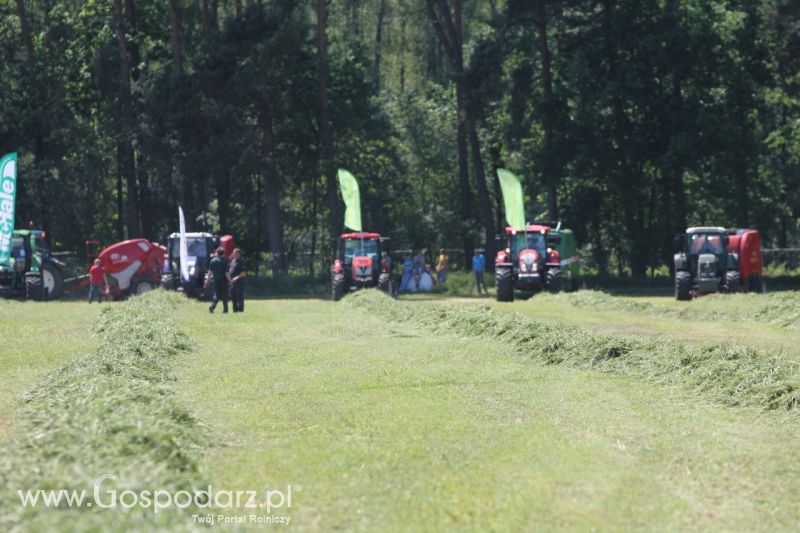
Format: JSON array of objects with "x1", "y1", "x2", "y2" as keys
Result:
[
  {"x1": 0, "y1": 230, "x2": 65, "y2": 301},
  {"x1": 673, "y1": 226, "x2": 740, "y2": 301}
]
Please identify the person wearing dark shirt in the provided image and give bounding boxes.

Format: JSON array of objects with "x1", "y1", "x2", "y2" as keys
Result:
[
  {"x1": 229, "y1": 248, "x2": 247, "y2": 313},
  {"x1": 88, "y1": 259, "x2": 106, "y2": 304},
  {"x1": 208, "y1": 248, "x2": 231, "y2": 313}
]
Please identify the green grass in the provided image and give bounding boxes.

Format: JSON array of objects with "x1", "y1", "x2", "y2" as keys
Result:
[
  {"x1": 5, "y1": 290, "x2": 800, "y2": 530},
  {"x1": 0, "y1": 300, "x2": 99, "y2": 444},
  {"x1": 541, "y1": 289, "x2": 800, "y2": 329},
  {"x1": 0, "y1": 292, "x2": 207, "y2": 531},
  {"x1": 175, "y1": 293, "x2": 800, "y2": 530}
]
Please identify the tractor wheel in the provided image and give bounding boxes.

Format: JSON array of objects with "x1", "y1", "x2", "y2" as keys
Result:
[
  {"x1": 378, "y1": 273, "x2": 392, "y2": 295},
  {"x1": 675, "y1": 271, "x2": 692, "y2": 301},
  {"x1": 725, "y1": 271, "x2": 740, "y2": 294},
  {"x1": 41, "y1": 262, "x2": 64, "y2": 300},
  {"x1": 332, "y1": 274, "x2": 346, "y2": 301},
  {"x1": 546, "y1": 268, "x2": 563, "y2": 293},
  {"x1": 25, "y1": 273, "x2": 45, "y2": 301},
  {"x1": 495, "y1": 267, "x2": 514, "y2": 302},
  {"x1": 161, "y1": 273, "x2": 174, "y2": 291},
  {"x1": 131, "y1": 277, "x2": 155, "y2": 296}
]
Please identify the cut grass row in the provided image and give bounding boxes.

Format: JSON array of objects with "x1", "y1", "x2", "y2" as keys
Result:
[
  {"x1": 0, "y1": 292, "x2": 205, "y2": 531},
  {"x1": 351, "y1": 290, "x2": 800, "y2": 417},
  {"x1": 177, "y1": 295, "x2": 800, "y2": 530},
  {"x1": 540, "y1": 289, "x2": 800, "y2": 329}
]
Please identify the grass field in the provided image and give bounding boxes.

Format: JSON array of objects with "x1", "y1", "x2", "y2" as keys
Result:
[{"x1": 2, "y1": 288, "x2": 800, "y2": 530}]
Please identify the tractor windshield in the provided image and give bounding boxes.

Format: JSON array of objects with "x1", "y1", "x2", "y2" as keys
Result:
[
  {"x1": 343, "y1": 239, "x2": 379, "y2": 263},
  {"x1": 689, "y1": 233, "x2": 724, "y2": 255},
  {"x1": 170, "y1": 238, "x2": 209, "y2": 258},
  {"x1": 511, "y1": 233, "x2": 547, "y2": 259}
]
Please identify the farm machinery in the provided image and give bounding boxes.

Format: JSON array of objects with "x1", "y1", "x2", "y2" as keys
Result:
[
  {"x1": 0, "y1": 230, "x2": 66, "y2": 300},
  {"x1": 494, "y1": 222, "x2": 580, "y2": 302},
  {"x1": 0, "y1": 231, "x2": 166, "y2": 301},
  {"x1": 673, "y1": 227, "x2": 741, "y2": 300},
  {"x1": 161, "y1": 232, "x2": 235, "y2": 299},
  {"x1": 331, "y1": 232, "x2": 392, "y2": 301},
  {"x1": 726, "y1": 228, "x2": 763, "y2": 292}
]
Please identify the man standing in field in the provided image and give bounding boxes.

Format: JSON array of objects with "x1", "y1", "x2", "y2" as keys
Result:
[
  {"x1": 229, "y1": 248, "x2": 247, "y2": 313},
  {"x1": 436, "y1": 248, "x2": 448, "y2": 286},
  {"x1": 88, "y1": 259, "x2": 106, "y2": 304},
  {"x1": 472, "y1": 248, "x2": 487, "y2": 295},
  {"x1": 208, "y1": 248, "x2": 232, "y2": 314}
]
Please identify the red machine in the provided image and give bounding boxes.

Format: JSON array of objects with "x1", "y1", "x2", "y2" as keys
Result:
[
  {"x1": 95, "y1": 239, "x2": 165, "y2": 299},
  {"x1": 726, "y1": 228, "x2": 763, "y2": 292}
]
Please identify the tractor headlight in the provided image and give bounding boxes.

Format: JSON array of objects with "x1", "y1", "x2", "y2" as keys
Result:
[{"x1": 189, "y1": 266, "x2": 196, "y2": 277}]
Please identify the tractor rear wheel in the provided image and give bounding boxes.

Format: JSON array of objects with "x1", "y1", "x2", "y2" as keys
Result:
[
  {"x1": 41, "y1": 262, "x2": 64, "y2": 300},
  {"x1": 332, "y1": 274, "x2": 346, "y2": 301},
  {"x1": 495, "y1": 267, "x2": 513, "y2": 302},
  {"x1": 725, "y1": 271, "x2": 740, "y2": 293},
  {"x1": 675, "y1": 271, "x2": 692, "y2": 301},
  {"x1": 25, "y1": 273, "x2": 45, "y2": 301},
  {"x1": 378, "y1": 273, "x2": 392, "y2": 295},
  {"x1": 546, "y1": 268, "x2": 563, "y2": 293}
]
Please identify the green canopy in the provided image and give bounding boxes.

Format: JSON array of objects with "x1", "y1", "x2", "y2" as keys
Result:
[
  {"x1": 337, "y1": 168, "x2": 362, "y2": 232},
  {"x1": 497, "y1": 169, "x2": 526, "y2": 231}
]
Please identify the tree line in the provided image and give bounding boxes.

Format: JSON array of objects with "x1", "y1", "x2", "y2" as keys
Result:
[{"x1": 1, "y1": 0, "x2": 798, "y2": 275}]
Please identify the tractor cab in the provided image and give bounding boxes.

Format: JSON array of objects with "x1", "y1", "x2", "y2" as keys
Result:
[
  {"x1": 673, "y1": 227, "x2": 739, "y2": 300},
  {"x1": 165, "y1": 232, "x2": 215, "y2": 296},
  {"x1": 331, "y1": 232, "x2": 392, "y2": 300}
]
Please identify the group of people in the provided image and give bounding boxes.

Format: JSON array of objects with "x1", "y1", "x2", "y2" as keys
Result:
[
  {"x1": 397, "y1": 247, "x2": 488, "y2": 296},
  {"x1": 207, "y1": 247, "x2": 247, "y2": 313}
]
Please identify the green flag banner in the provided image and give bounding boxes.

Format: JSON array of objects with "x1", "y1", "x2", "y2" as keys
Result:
[
  {"x1": 337, "y1": 168, "x2": 362, "y2": 232},
  {"x1": 497, "y1": 168, "x2": 526, "y2": 231},
  {"x1": 0, "y1": 152, "x2": 18, "y2": 264}
]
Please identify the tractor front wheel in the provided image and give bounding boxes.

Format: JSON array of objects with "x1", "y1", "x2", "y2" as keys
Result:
[
  {"x1": 725, "y1": 271, "x2": 740, "y2": 294},
  {"x1": 675, "y1": 271, "x2": 692, "y2": 301},
  {"x1": 25, "y1": 273, "x2": 45, "y2": 301},
  {"x1": 546, "y1": 268, "x2": 563, "y2": 293},
  {"x1": 495, "y1": 267, "x2": 513, "y2": 302},
  {"x1": 332, "y1": 274, "x2": 346, "y2": 301}
]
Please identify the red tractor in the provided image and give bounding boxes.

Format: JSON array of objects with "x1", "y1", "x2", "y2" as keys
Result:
[
  {"x1": 495, "y1": 223, "x2": 564, "y2": 302},
  {"x1": 726, "y1": 228, "x2": 763, "y2": 292},
  {"x1": 331, "y1": 232, "x2": 392, "y2": 301}
]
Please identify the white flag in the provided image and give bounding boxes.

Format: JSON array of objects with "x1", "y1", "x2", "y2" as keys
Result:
[{"x1": 179, "y1": 206, "x2": 189, "y2": 281}]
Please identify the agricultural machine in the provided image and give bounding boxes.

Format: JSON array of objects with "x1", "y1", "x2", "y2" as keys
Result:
[
  {"x1": 96, "y1": 238, "x2": 166, "y2": 299},
  {"x1": 331, "y1": 232, "x2": 392, "y2": 301},
  {"x1": 162, "y1": 232, "x2": 235, "y2": 299},
  {"x1": 727, "y1": 228, "x2": 763, "y2": 292},
  {"x1": 494, "y1": 222, "x2": 581, "y2": 302},
  {"x1": 673, "y1": 227, "x2": 741, "y2": 301},
  {"x1": 0, "y1": 230, "x2": 65, "y2": 300},
  {"x1": 0, "y1": 231, "x2": 166, "y2": 301}
]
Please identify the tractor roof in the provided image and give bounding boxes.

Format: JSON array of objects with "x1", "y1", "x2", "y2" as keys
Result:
[
  {"x1": 505, "y1": 224, "x2": 552, "y2": 234},
  {"x1": 340, "y1": 232, "x2": 381, "y2": 239},
  {"x1": 12, "y1": 229, "x2": 45, "y2": 237},
  {"x1": 686, "y1": 226, "x2": 726, "y2": 234}
]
